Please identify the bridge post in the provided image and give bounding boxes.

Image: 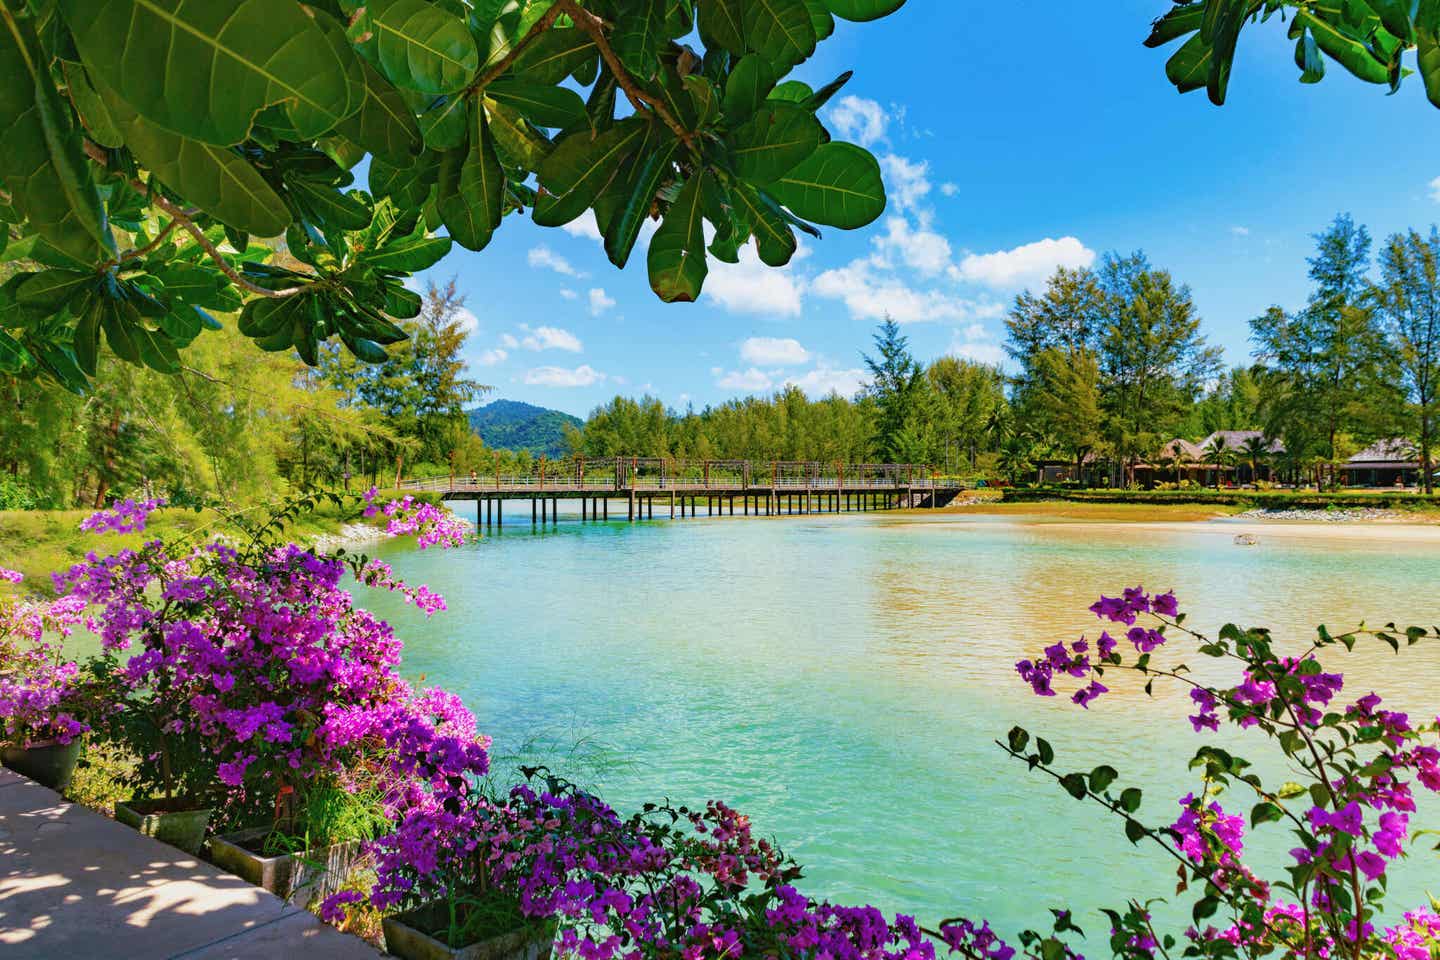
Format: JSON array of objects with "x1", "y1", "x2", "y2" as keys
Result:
[
  {"x1": 497, "y1": 499, "x2": 502, "y2": 527},
  {"x1": 670, "y1": 491, "x2": 675, "y2": 519},
  {"x1": 532, "y1": 499, "x2": 537, "y2": 525},
  {"x1": 628, "y1": 489, "x2": 635, "y2": 522}
]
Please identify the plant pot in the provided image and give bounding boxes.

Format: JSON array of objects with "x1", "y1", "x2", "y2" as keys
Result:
[
  {"x1": 208, "y1": 827, "x2": 368, "y2": 907},
  {"x1": 0, "y1": 738, "x2": 82, "y2": 792},
  {"x1": 114, "y1": 798, "x2": 213, "y2": 854},
  {"x1": 383, "y1": 901, "x2": 555, "y2": 960}
]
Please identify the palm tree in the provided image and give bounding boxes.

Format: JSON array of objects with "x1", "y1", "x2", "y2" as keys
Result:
[
  {"x1": 1156, "y1": 447, "x2": 1178, "y2": 486},
  {"x1": 997, "y1": 437, "x2": 1033, "y2": 486},
  {"x1": 1203, "y1": 435, "x2": 1233, "y2": 489},
  {"x1": 1240, "y1": 435, "x2": 1270, "y2": 486}
]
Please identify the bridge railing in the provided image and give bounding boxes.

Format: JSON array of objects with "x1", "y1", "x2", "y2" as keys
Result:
[{"x1": 399, "y1": 468, "x2": 964, "y2": 493}]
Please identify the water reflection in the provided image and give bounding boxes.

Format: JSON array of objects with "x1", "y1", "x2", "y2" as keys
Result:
[{"x1": 367, "y1": 512, "x2": 1440, "y2": 937}]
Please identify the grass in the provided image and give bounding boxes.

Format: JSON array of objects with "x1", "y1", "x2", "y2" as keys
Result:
[{"x1": 0, "y1": 489, "x2": 439, "y2": 595}]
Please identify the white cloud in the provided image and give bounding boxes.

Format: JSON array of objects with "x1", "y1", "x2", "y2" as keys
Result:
[
  {"x1": 785, "y1": 365, "x2": 868, "y2": 398},
  {"x1": 476, "y1": 348, "x2": 508, "y2": 366},
  {"x1": 947, "y1": 324, "x2": 1005, "y2": 367},
  {"x1": 879, "y1": 154, "x2": 931, "y2": 212},
  {"x1": 704, "y1": 243, "x2": 804, "y2": 316},
  {"x1": 523, "y1": 364, "x2": 606, "y2": 387},
  {"x1": 519, "y1": 325, "x2": 583, "y2": 352},
  {"x1": 740, "y1": 336, "x2": 810, "y2": 366},
  {"x1": 588, "y1": 287, "x2": 616, "y2": 316},
  {"x1": 561, "y1": 211, "x2": 602, "y2": 240},
  {"x1": 500, "y1": 333, "x2": 519, "y2": 349},
  {"x1": 953, "y1": 236, "x2": 1095, "y2": 289},
  {"x1": 827, "y1": 96, "x2": 888, "y2": 147},
  {"x1": 1230, "y1": 225, "x2": 1250, "y2": 237},
  {"x1": 559, "y1": 288, "x2": 578, "y2": 300},
  {"x1": 454, "y1": 307, "x2": 479, "y2": 334},
  {"x1": 873, "y1": 214, "x2": 951, "y2": 276},
  {"x1": 811, "y1": 258, "x2": 1002, "y2": 323},
  {"x1": 528, "y1": 245, "x2": 585, "y2": 277},
  {"x1": 953, "y1": 341, "x2": 1005, "y2": 365},
  {"x1": 714, "y1": 366, "x2": 774, "y2": 391},
  {"x1": 940, "y1": 182, "x2": 959, "y2": 197}
]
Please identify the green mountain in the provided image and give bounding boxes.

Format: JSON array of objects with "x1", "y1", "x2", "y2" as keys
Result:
[{"x1": 467, "y1": 400, "x2": 582, "y2": 457}]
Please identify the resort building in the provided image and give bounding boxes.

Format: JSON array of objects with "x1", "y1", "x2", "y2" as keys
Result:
[{"x1": 1339, "y1": 439, "x2": 1423, "y2": 488}]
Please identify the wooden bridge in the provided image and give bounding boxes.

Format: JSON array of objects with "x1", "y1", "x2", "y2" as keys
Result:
[{"x1": 397, "y1": 457, "x2": 970, "y2": 526}]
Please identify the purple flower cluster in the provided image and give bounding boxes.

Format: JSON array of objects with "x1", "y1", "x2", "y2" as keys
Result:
[
  {"x1": 362, "y1": 488, "x2": 467, "y2": 550},
  {"x1": 0, "y1": 586, "x2": 93, "y2": 747},
  {"x1": 1016, "y1": 586, "x2": 1178, "y2": 709},
  {"x1": 79, "y1": 497, "x2": 166, "y2": 534},
  {"x1": 51, "y1": 497, "x2": 483, "y2": 807}
]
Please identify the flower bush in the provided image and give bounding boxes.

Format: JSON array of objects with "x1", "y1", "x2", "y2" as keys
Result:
[
  {"x1": 51, "y1": 493, "x2": 487, "y2": 818},
  {"x1": 0, "y1": 567, "x2": 94, "y2": 747},
  {"x1": 975, "y1": 586, "x2": 1440, "y2": 960}
]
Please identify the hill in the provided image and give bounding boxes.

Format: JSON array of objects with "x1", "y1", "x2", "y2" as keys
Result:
[{"x1": 467, "y1": 400, "x2": 582, "y2": 457}]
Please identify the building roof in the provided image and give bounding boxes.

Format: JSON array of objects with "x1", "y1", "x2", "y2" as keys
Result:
[
  {"x1": 1157, "y1": 438, "x2": 1204, "y2": 460},
  {"x1": 1345, "y1": 438, "x2": 1418, "y2": 466},
  {"x1": 1199, "y1": 430, "x2": 1285, "y2": 454}
]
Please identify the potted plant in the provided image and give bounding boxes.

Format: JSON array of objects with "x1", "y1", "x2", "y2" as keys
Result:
[
  {"x1": 104, "y1": 696, "x2": 219, "y2": 855},
  {"x1": 209, "y1": 778, "x2": 386, "y2": 906},
  {"x1": 0, "y1": 570, "x2": 93, "y2": 791}
]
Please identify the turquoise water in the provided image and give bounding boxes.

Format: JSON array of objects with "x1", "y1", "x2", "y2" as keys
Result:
[{"x1": 366, "y1": 509, "x2": 1440, "y2": 937}]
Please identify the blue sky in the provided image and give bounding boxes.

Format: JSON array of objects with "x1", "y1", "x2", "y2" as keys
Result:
[{"x1": 412, "y1": 2, "x2": 1440, "y2": 418}]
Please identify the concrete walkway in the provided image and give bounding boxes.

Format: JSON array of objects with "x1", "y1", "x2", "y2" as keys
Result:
[{"x1": 0, "y1": 767, "x2": 383, "y2": 959}]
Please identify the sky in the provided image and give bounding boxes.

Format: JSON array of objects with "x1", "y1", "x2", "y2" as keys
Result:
[{"x1": 409, "y1": 2, "x2": 1440, "y2": 418}]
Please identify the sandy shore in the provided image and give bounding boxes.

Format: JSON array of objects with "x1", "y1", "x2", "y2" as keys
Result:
[{"x1": 941, "y1": 500, "x2": 1440, "y2": 542}]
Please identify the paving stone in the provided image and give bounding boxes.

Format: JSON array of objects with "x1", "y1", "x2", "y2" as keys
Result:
[
  {"x1": 0, "y1": 777, "x2": 377, "y2": 960},
  {"x1": 172, "y1": 909, "x2": 385, "y2": 960}
]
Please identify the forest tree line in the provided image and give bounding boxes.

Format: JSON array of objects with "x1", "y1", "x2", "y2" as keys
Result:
[
  {"x1": 4, "y1": 214, "x2": 1438, "y2": 509},
  {"x1": 566, "y1": 215, "x2": 1440, "y2": 493}
]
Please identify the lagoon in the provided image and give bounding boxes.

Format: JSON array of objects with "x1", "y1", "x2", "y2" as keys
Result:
[{"x1": 366, "y1": 509, "x2": 1440, "y2": 938}]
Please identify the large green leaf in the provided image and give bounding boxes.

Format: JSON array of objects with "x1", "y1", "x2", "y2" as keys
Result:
[
  {"x1": 0, "y1": 14, "x2": 114, "y2": 263},
  {"x1": 362, "y1": 227, "x2": 453, "y2": 273},
  {"x1": 61, "y1": 0, "x2": 363, "y2": 145},
  {"x1": 438, "y1": 105, "x2": 504, "y2": 250},
  {"x1": 96, "y1": 78, "x2": 290, "y2": 236},
  {"x1": 1418, "y1": 17, "x2": 1440, "y2": 107},
  {"x1": 1295, "y1": 10, "x2": 1390, "y2": 85},
  {"x1": 724, "y1": 54, "x2": 780, "y2": 121},
  {"x1": 822, "y1": 0, "x2": 904, "y2": 21},
  {"x1": 745, "y1": 0, "x2": 817, "y2": 68},
  {"x1": 731, "y1": 181, "x2": 796, "y2": 266},
  {"x1": 769, "y1": 141, "x2": 884, "y2": 229},
  {"x1": 485, "y1": 78, "x2": 586, "y2": 129},
  {"x1": 1144, "y1": 3, "x2": 1203, "y2": 47},
  {"x1": 16, "y1": 270, "x2": 95, "y2": 311},
  {"x1": 698, "y1": 0, "x2": 746, "y2": 56},
  {"x1": 604, "y1": 130, "x2": 679, "y2": 268},
  {"x1": 353, "y1": 0, "x2": 479, "y2": 95},
  {"x1": 335, "y1": 59, "x2": 424, "y2": 164},
  {"x1": 728, "y1": 103, "x2": 822, "y2": 183},
  {"x1": 615, "y1": 0, "x2": 664, "y2": 80},
  {"x1": 484, "y1": 100, "x2": 551, "y2": 169},
  {"x1": 405, "y1": 89, "x2": 470, "y2": 149},
  {"x1": 804, "y1": 0, "x2": 835, "y2": 39},
  {"x1": 512, "y1": 28, "x2": 597, "y2": 85},
  {"x1": 369, "y1": 154, "x2": 437, "y2": 208},
  {"x1": 647, "y1": 172, "x2": 707, "y2": 302},
  {"x1": 62, "y1": 62, "x2": 124, "y2": 148},
  {"x1": 1164, "y1": 32, "x2": 1212, "y2": 93},
  {"x1": 534, "y1": 119, "x2": 647, "y2": 227},
  {"x1": 0, "y1": 329, "x2": 29, "y2": 373},
  {"x1": 151, "y1": 264, "x2": 237, "y2": 310}
]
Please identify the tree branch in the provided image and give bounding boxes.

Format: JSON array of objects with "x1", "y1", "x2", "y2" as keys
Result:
[
  {"x1": 82, "y1": 139, "x2": 311, "y2": 298},
  {"x1": 556, "y1": 0, "x2": 694, "y2": 147},
  {"x1": 144, "y1": 192, "x2": 308, "y2": 298},
  {"x1": 466, "y1": 1, "x2": 568, "y2": 95}
]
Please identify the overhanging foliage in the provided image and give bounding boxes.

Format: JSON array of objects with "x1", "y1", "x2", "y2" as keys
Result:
[{"x1": 0, "y1": 0, "x2": 902, "y2": 390}]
